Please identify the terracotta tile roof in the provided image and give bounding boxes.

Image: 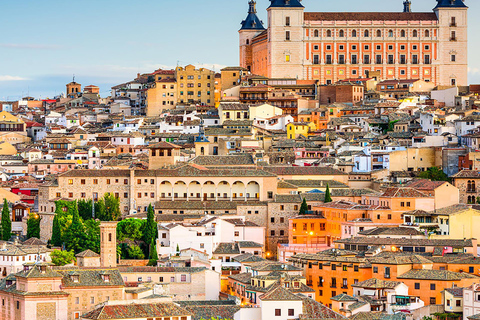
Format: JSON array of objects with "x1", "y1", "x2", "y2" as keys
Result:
[
  {"x1": 263, "y1": 166, "x2": 347, "y2": 176},
  {"x1": 213, "y1": 243, "x2": 240, "y2": 255},
  {"x1": 182, "y1": 305, "x2": 241, "y2": 320},
  {"x1": 55, "y1": 268, "x2": 124, "y2": 287},
  {"x1": 75, "y1": 249, "x2": 100, "y2": 258},
  {"x1": 445, "y1": 287, "x2": 464, "y2": 297},
  {"x1": 349, "y1": 311, "x2": 406, "y2": 320},
  {"x1": 189, "y1": 154, "x2": 254, "y2": 166},
  {"x1": 381, "y1": 187, "x2": 429, "y2": 198},
  {"x1": 453, "y1": 170, "x2": 480, "y2": 178},
  {"x1": 398, "y1": 269, "x2": 479, "y2": 281},
  {"x1": 117, "y1": 266, "x2": 207, "y2": 274},
  {"x1": 331, "y1": 293, "x2": 358, "y2": 301},
  {"x1": 82, "y1": 302, "x2": 191, "y2": 319},
  {"x1": 351, "y1": 278, "x2": 402, "y2": 289},
  {"x1": 336, "y1": 237, "x2": 475, "y2": 248},
  {"x1": 148, "y1": 141, "x2": 181, "y2": 149},
  {"x1": 259, "y1": 284, "x2": 303, "y2": 301},
  {"x1": 358, "y1": 227, "x2": 423, "y2": 236},
  {"x1": 405, "y1": 179, "x2": 447, "y2": 190},
  {"x1": 299, "y1": 295, "x2": 346, "y2": 319}
]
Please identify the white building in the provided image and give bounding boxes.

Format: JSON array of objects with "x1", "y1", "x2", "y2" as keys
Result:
[{"x1": 157, "y1": 216, "x2": 265, "y2": 259}]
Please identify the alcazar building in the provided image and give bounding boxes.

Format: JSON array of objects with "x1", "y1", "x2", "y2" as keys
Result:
[{"x1": 239, "y1": 0, "x2": 468, "y2": 86}]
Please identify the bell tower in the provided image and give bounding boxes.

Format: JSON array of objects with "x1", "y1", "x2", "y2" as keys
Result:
[
  {"x1": 239, "y1": 1, "x2": 266, "y2": 72},
  {"x1": 403, "y1": 0, "x2": 412, "y2": 12},
  {"x1": 100, "y1": 221, "x2": 118, "y2": 268}
]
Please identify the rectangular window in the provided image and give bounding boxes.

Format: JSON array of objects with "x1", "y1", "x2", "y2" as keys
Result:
[
  {"x1": 286, "y1": 31, "x2": 290, "y2": 41},
  {"x1": 430, "y1": 283, "x2": 436, "y2": 290},
  {"x1": 451, "y1": 55, "x2": 456, "y2": 62},
  {"x1": 275, "y1": 309, "x2": 281, "y2": 316},
  {"x1": 415, "y1": 283, "x2": 420, "y2": 289},
  {"x1": 288, "y1": 309, "x2": 294, "y2": 316},
  {"x1": 285, "y1": 16, "x2": 290, "y2": 26}
]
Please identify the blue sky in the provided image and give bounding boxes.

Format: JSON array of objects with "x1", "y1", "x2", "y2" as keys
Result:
[{"x1": 0, "y1": 0, "x2": 478, "y2": 100}]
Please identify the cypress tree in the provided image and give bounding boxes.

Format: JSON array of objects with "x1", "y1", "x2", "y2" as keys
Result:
[
  {"x1": 143, "y1": 204, "x2": 157, "y2": 254},
  {"x1": 148, "y1": 239, "x2": 158, "y2": 266},
  {"x1": 299, "y1": 198, "x2": 308, "y2": 215},
  {"x1": 27, "y1": 213, "x2": 41, "y2": 239},
  {"x1": 1, "y1": 199, "x2": 11, "y2": 241},
  {"x1": 51, "y1": 214, "x2": 62, "y2": 246},
  {"x1": 64, "y1": 205, "x2": 85, "y2": 253},
  {"x1": 324, "y1": 184, "x2": 333, "y2": 203}
]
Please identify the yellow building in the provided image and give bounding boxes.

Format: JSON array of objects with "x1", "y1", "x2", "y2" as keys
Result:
[
  {"x1": 287, "y1": 122, "x2": 315, "y2": 139},
  {"x1": 0, "y1": 111, "x2": 30, "y2": 145},
  {"x1": 429, "y1": 206, "x2": 480, "y2": 241},
  {"x1": 217, "y1": 103, "x2": 249, "y2": 124},
  {"x1": 388, "y1": 147, "x2": 438, "y2": 172},
  {"x1": 0, "y1": 141, "x2": 17, "y2": 155},
  {"x1": 176, "y1": 65, "x2": 215, "y2": 105},
  {"x1": 146, "y1": 79, "x2": 177, "y2": 117}
]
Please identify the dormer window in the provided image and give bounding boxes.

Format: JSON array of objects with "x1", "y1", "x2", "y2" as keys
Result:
[
  {"x1": 294, "y1": 281, "x2": 299, "y2": 288},
  {"x1": 40, "y1": 266, "x2": 47, "y2": 273},
  {"x1": 101, "y1": 274, "x2": 110, "y2": 283},
  {"x1": 71, "y1": 275, "x2": 79, "y2": 283}
]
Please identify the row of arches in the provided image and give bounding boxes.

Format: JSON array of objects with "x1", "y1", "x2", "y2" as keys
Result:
[
  {"x1": 312, "y1": 29, "x2": 430, "y2": 38},
  {"x1": 157, "y1": 180, "x2": 260, "y2": 201}
]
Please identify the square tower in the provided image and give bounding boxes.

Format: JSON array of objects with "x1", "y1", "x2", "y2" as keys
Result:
[
  {"x1": 100, "y1": 221, "x2": 118, "y2": 268},
  {"x1": 434, "y1": 0, "x2": 468, "y2": 86},
  {"x1": 267, "y1": 0, "x2": 305, "y2": 79}
]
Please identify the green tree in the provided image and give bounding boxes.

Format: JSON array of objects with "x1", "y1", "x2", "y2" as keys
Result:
[
  {"x1": 51, "y1": 250, "x2": 76, "y2": 266},
  {"x1": 51, "y1": 214, "x2": 63, "y2": 246},
  {"x1": 78, "y1": 199, "x2": 93, "y2": 221},
  {"x1": 1, "y1": 199, "x2": 11, "y2": 241},
  {"x1": 127, "y1": 245, "x2": 145, "y2": 259},
  {"x1": 419, "y1": 167, "x2": 451, "y2": 182},
  {"x1": 94, "y1": 199, "x2": 106, "y2": 221},
  {"x1": 299, "y1": 198, "x2": 308, "y2": 215},
  {"x1": 26, "y1": 213, "x2": 41, "y2": 239},
  {"x1": 104, "y1": 193, "x2": 121, "y2": 221},
  {"x1": 117, "y1": 218, "x2": 144, "y2": 241},
  {"x1": 64, "y1": 205, "x2": 86, "y2": 253},
  {"x1": 83, "y1": 219, "x2": 100, "y2": 253},
  {"x1": 143, "y1": 204, "x2": 157, "y2": 255},
  {"x1": 148, "y1": 239, "x2": 158, "y2": 266},
  {"x1": 176, "y1": 243, "x2": 180, "y2": 256},
  {"x1": 324, "y1": 184, "x2": 333, "y2": 203}
]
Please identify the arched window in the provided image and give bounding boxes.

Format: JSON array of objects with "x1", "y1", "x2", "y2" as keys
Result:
[
  {"x1": 352, "y1": 30, "x2": 357, "y2": 37},
  {"x1": 314, "y1": 29, "x2": 319, "y2": 37},
  {"x1": 472, "y1": 180, "x2": 476, "y2": 192},
  {"x1": 200, "y1": 147, "x2": 205, "y2": 155},
  {"x1": 246, "y1": 39, "x2": 249, "y2": 45},
  {"x1": 425, "y1": 30, "x2": 430, "y2": 37},
  {"x1": 364, "y1": 30, "x2": 369, "y2": 37},
  {"x1": 326, "y1": 30, "x2": 332, "y2": 37},
  {"x1": 388, "y1": 30, "x2": 394, "y2": 37},
  {"x1": 377, "y1": 30, "x2": 382, "y2": 37},
  {"x1": 401, "y1": 30, "x2": 406, "y2": 37},
  {"x1": 413, "y1": 30, "x2": 418, "y2": 37},
  {"x1": 339, "y1": 30, "x2": 344, "y2": 37}
]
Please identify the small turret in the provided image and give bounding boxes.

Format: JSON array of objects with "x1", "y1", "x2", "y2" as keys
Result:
[
  {"x1": 403, "y1": 0, "x2": 412, "y2": 12},
  {"x1": 240, "y1": 0, "x2": 265, "y2": 30}
]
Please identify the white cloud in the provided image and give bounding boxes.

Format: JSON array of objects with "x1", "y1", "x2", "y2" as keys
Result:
[
  {"x1": 0, "y1": 43, "x2": 62, "y2": 50},
  {"x1": 468, "y1": 67, "x2": 480, "y2": 75},
  {"x1": 0, "y1": 75, "x2": 29, "y2": 81}
]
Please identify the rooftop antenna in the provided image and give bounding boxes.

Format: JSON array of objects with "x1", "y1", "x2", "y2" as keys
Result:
[{"x1": 73, "y1": 74, "x2": 75, "y2": 83}]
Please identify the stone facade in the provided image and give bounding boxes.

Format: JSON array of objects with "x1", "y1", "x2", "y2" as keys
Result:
[{"x1": 240, "y1": 1, "x2": 468, "y2": 86}]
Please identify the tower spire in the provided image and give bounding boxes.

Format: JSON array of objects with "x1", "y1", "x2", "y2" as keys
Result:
[
  {"x1": 403, "y1": 0, "x2": 412, "y2": 12},
  {"x1": 248, "y1": 0, "x2": 257, "y2": 14}
]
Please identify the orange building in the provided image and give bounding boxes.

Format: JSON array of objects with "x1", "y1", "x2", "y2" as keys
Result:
[
  {"x1": 297, "y1": 107, "x2": 330, "y2": 131},
  {"x1": 289, "y1": 246, "x2": 480, "y2": 308}
]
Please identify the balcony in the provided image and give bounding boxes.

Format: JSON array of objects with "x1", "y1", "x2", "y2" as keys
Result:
[
  {"x1": 307, "y1": 281, "x2": 313, "y2": 286},
  {"x1": 450, "y1": 23, "x2": 457, "y2": 27},
  {"x1": 317, "y1": 281, "x2": 323, "y2": 287},
  {"x1": 330, "y1": 283, "x2": 337, "y2": 288},
  {"x1": 467, "y1": 189, "x2": 477, "y2": 194},
  {"x1": 450, "y1": 37, "x2": 457, "y2": 41},
  {"x1": 341, "y1": 285, "x2": 348, "y2": 289}
]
